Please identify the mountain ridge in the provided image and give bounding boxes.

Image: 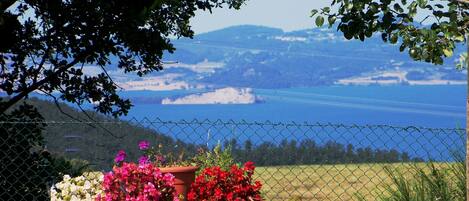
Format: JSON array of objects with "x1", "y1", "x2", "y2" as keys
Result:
[{"x1": 94, "y1": 25, "x2": 466, "y2": 90}]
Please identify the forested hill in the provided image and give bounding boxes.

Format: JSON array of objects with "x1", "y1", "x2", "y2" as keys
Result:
[
  {"x1": 10, "y1": 98, "x2": 422, "y2": 169},
  {"x1": 12, "y1": 98, "x2": 196, "y2": 170}
]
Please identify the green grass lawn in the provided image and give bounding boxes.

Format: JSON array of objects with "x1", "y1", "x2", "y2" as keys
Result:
[{"x1": 254, "y1": 163, "x2": 452, "y2": 201}]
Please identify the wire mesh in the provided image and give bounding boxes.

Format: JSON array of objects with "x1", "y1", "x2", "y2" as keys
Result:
[{"x1": 0, "y1": 118, "x2": 465, "y2": 200}]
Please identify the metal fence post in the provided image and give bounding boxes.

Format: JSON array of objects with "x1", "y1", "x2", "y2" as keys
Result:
[{"x1": 466, "y1": 34, "x2": 469, "y2": 201}]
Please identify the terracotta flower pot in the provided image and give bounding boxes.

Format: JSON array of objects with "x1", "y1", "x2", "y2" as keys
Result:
[{"x1": 160, "y1": 166, "x2": 198, "y2": 200}]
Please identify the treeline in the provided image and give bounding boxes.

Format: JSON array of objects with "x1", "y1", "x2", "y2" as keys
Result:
[{"x1": 223, "y1": 139, "x2": 422, "y2": 166}]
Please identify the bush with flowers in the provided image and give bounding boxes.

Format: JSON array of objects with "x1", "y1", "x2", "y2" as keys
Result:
[
  {"x1": 96, "y1": 161, "x2": 179, "y2": 201},
  {"x1": 187, "y1": 161, "x2": 263, "y2": 201},
  {"x1": 50, "y1": 139, "x2": 263, "y2": 201},
  {"x1": 50, "y1": 172, "x2": 104, "y2": 201}
]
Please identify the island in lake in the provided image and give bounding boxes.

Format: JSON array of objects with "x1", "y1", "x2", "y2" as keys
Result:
[{"x1": 161, "y1": 87, "x2": 261, "y2": 105}]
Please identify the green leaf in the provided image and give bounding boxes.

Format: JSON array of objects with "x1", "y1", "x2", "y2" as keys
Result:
[
  {"x1": 310, "y1": 9, "x2": 318, "y2": 17},
  {"x1": 365, "y1": 30, "x2": 372, "y2": 38},
  {"x1": 315, "y1": 16, "x2": 324, "y2": 27},
  {"x1": 417, "y1": 0, "x2": 427, "y2": 9},
  {"x1": 393, "y1": 3, "x2": 403, "y2": 13},
  {"x1": 399, "y1": 43, "x2": 407, "y2": 52},
  {"x1": 390, "y1": 34, "x2": 398, "y2": 44},
  {"x1": 435, "y1": 57, "x2": 444, "y2": 65},
  {"x1": 454, "y1": 35, "x2": 465, "y2": 42},
  {"x1": 449, "y1": 4, "x2": 457, "y2": 12},
  {"x1": 322, "y1": 7, "x2": 331, "y2": 13},
  {"x1": 328, "y1": 16, "x2": 337, "y2": 25},
  {"x1": 408, "y1": 1, "x2": 417, "y2": 10},
  {"x1": 370, "y1": 4, "x2": 378, "y2": 13},
  {"x1": 409, "y1": 48, "x2": 418, "y2": 58},
  {"x1": 442, "y1": 48, "x2": 453, "y2": 57},
  {"x1": 408, "y1": 2, "x2": 418, "y2": 17}
]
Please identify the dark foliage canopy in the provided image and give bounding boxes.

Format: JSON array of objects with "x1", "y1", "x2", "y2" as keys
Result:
[
  {"x1": 0, "y1": 0, "x2": 245, "y2": 116},
  {"x1": 312, "y1": 0, "x2": 469, "y2": 66}
]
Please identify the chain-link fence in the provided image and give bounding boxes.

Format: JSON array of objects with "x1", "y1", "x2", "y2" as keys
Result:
[{"x1": 0, "y1": 117, "x2": 465, "y2": 200}]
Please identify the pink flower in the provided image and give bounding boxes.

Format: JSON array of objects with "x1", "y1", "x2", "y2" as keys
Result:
[
  {"x1": 155, "y1": 155, "x2": 166, "y2": 164},
  {"x1": 138, "y1": 155, "x2": 150, "y2": 165},
  {"x1": 99, "y1": 162, "x2": 177, "y2": 201},
  {"x1": 163, "y1": 173, "x2": 175, "y2": 185},
  {"x1": 114, "y1": 150, "x2": 126, "y2": 163},
  {"x1": 138, "y1": 140, "x2": 150, "y2": 150}
]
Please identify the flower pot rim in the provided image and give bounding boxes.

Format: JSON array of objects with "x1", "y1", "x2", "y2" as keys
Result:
[{"x1": 159, "y1": 166, "x2": 198, "y2": 173}]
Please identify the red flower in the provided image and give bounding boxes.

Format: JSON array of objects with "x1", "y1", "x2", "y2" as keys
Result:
[{"x1": 187, "y1": 162, "x2": 263, "y2": 201}]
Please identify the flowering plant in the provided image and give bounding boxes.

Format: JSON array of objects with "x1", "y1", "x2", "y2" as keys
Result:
[
  {"x1": 192, "y1": 143, "x2": 235, "y2": 174},
  {"x1": 137, "y1": 140, "x2": 194, "y2": 167},
  {"x1": 50, "y1": 172, "x2": 103, "y2": 201},
  {"x1": 187, "y1": 162, "x2": 263, "y2": 201},
  {"x1": 97, "y1": 162, "x2": 179, "y2": 201}
]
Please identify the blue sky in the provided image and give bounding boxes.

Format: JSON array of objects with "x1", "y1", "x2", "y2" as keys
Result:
[
  {"x1": 191, "y1": 0, "x2": 439, "y2": 34},
  {"x1": 191, "y1": 0, "x2": 330, "y2": 34}
]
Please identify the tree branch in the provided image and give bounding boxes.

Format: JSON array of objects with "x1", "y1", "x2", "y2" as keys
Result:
[
  {"x1": 40, "y1": 89, "x2": 122, "y2": 138},
  {"x1": 99, "y1": 65, "x2": 123, "y2": 90},
  {"x1": 0, "y1": 57, "x2": 82, "y2": 113},
  {"x1": 455, "y1": 0, "x2": 469, "y2": 4},
  {"x1": 39, "y1": 89, "x2": 88, "y2": 123},
  {"x1": 0, "y1": 0, "x2": 16, "y2": 13},
  {"x1": 75, "y1": 103, "x2": 123, "y2": 139}
]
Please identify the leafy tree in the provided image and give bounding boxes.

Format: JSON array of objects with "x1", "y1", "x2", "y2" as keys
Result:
[
  {"x1": 311, "y1": 0, "x2": 468, "y2": 66},
  {"x1": 0, "y1": 1, "x2": 246, "y2": 200},
  {"x1": 311, "y1": 0, "x2": 469, "y2": 196},
  {"x1": 0, "y1": 0, "x2": 246, "y2": 116}
]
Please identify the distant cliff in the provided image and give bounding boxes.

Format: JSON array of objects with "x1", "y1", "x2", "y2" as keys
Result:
[{"x1": 161, "y1": 87, "x2": 259, "y2": 104}]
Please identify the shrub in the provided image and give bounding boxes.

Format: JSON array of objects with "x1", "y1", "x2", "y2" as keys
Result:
[
  {"x1": 193, "y1": 144, "x2": 235, "y2": 174},
  {"x1": 187, "y1": 161, "x2": 263, "y2": 201},
  {"x1": 358, "y1": 159, "x2": 466, "y2": 201},
  {"x1": 50, "y1": 172, "x2": 103, "y2": 201},
  {"x1": 379, "y1": 161, "x2": 465, "y2": 201},
  {"x1": 0, "y1": 104, "x2": 59, "y2": 200},
  {"x1": 50, "y1": 157, "x2": 91, "y2": 178},
  {"x1": 97, "y1": 162, "x2": 179, "y2": 201}
]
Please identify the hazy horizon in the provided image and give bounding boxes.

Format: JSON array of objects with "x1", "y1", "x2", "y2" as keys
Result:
[
  {"x1": 191, "y1": 0, "x2": 330, "y2": 34},
  {"x1": 191, "y1": 0, "x2": 439, "y2": 35}
]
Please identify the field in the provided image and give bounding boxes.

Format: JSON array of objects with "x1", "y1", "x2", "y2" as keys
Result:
[{"x1": 254, "y1": 163, "x2": 453, "y2": 201}]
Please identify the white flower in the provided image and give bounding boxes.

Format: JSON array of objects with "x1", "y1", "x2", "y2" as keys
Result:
[
  {"x1": 63, "y1": 175, "x2": 71, "y2": 182},
  {"x1": 70, "y1": 195, "x2": 79, "y2": 201},
  {"x1": 83, "y1": 180, "x2": 91, "y2": 190},
  {"x1": 50, "y1": 172, "x2": 104, "y2": 201}
]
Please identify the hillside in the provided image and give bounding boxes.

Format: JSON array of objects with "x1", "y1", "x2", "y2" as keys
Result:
[
  {"x1": 158, "y1": 25, "x2": 465, "y2": 88},
  {"x1": 32, "y1": 25, "x2": 464, "y2": 92},
  {"x1": 14, "y1": 98, "x2": 198, "y2": 170},
  {"x1": 78, "y1": 25, "x2": 466, "y2": 90}
]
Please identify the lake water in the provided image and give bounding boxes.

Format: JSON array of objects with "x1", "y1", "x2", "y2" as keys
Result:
[
  {"x1": 118, "y1": 85, "x2": 466, "y2": 160},
  {"x1": 16, "y1": 85, "x2": 463, "y2": 160},
  {"x1": 121, "y1": 85, "x2": 466, "y2": 128}
]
